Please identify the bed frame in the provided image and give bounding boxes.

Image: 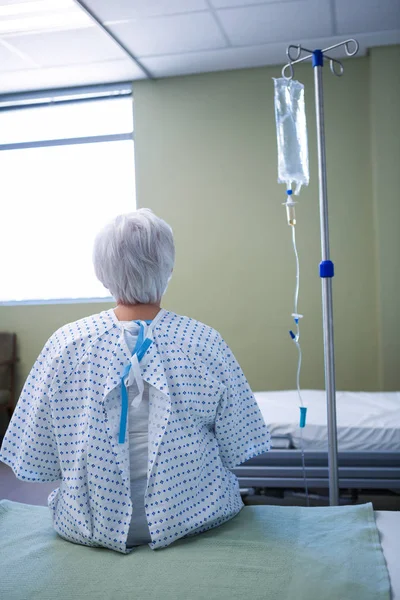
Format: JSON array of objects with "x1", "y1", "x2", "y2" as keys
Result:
[{"x1": 233, "y1": 448, "x2": 400, "y2": 492}]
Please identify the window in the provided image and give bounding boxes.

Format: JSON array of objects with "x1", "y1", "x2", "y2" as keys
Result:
[{"x1": 0, "y1": 84, "x2": 136, "y2": 304}]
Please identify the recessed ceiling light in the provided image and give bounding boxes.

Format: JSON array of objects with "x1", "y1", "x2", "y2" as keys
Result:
[
  {"x1": 0, "y1": 0, "x2": 93, "y2": 35},
  {"x1": 0, "y1": 1, "x2": 74, "y2": 17}
]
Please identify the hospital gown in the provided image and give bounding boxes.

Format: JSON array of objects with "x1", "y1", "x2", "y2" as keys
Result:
[{"x1": 0, "y1": 308, "x2": 271, "y2": 554}]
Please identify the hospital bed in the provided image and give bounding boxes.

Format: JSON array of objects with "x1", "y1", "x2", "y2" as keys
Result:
[
  {"x1": 233, "y1": 391, "x2": 400, "y2": 493},
  {"x1": 0, "y1": 498, "x2": 398, "y2": 599}
]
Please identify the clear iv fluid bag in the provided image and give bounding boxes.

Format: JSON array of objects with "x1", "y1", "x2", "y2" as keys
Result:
[{"x1": 273, "y1": 78, "x2": 309, "y2": 195}]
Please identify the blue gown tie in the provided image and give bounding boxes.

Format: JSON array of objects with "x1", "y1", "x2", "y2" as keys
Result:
[{"x1": 119, "y1": 320, "x2": 153, "y2": 444}]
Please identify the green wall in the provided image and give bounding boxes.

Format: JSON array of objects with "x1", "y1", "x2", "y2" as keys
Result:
[
  {"x1": 0, "y1": 46, "x2": 398, "y2": 436},
  {"x1": 133, "y1": 53, "x2": 381, "y2": 392},
  {"x1": 369, "y1": 46, "x2": 400, "y2": 391},
  {"x1": 1, "y1": 302, "x2": 114, "y2": 392}
]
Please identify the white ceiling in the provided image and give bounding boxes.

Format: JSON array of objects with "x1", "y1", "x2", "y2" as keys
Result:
[{"x1": 0, "y1": 0, "x2": 399, "y2": 94}]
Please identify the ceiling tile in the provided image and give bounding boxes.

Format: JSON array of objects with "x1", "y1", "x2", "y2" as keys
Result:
[
  {"x1": 335, "y1": 0, "x2": 400, "y2": 35},
  {"x1": 209, "y1": 0, "x2": 297, "y2": 6},
  {"x1": 142, "y1": 44, "x2": 286, "y2": 78},
  {"x1": 140, "y1": 30, "x2": 380, "y2": 79},
  {"x1": 5, "y1": 27, "x2": 127, "y2": 67},
  {"x1": 142, "y1": 28, "x2": 400, "y2": 80},
  {"x1": 218, "y1": 0, "x2": 333, "y2": 45},
  {"x1": 0, "y1": 0, "x2": 398, "y2": 93},
  {"x1": 353, "y1": 29, "x2": 400, "y2": 48},
  {"x1": 110, "y1": 12, "x2": 227, "y2": 57},
  {"x1": 0, "y1": 40, "x2": 36, "y2": 71},
  {"x1": 84, "y1": 0, "x2": 208, "y2": 22}
]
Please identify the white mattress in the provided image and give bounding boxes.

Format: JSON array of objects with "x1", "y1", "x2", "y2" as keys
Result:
[
  {"x1": 375, "y1": 510, "x2": 400, "y2": 599},
  {"x1": 254, "y1": 390, "x2": 400, "y2": 451}
]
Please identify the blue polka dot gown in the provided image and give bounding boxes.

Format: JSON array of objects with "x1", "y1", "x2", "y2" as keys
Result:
[{"x1": 0, "y1": 308, "x2": 271, "y2": 554}]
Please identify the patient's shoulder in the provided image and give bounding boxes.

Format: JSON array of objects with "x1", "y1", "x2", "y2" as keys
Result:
[
  {"x1": 44, "y1": 310, "x2": 115, "y2": 363},
  {"x1": 158, "y1": 311, "x2": 224, "y2": 359}
]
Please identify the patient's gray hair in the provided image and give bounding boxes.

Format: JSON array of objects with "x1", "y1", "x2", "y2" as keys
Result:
[{"x1": 93, "y1": 208, "x2": 175, "y2": 305}]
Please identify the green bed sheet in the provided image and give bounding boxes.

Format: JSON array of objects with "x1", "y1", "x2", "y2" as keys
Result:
[{"x1": 0, "y1": 499, "x2": 390, "y2": 600}]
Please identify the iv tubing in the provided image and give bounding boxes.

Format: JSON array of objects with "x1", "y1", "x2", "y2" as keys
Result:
[{"x1": 290, "y1": 224, "x2": 309, "y2": 505}]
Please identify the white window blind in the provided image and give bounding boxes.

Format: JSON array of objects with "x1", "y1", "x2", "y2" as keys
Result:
[{"x1": 0, "y1": 86, "x2": 136, "y2": 304}]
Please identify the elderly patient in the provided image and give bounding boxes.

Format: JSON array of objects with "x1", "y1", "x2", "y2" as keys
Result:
[{"x1": 0, "y1": 209, "x2": 270, "y2": 554}]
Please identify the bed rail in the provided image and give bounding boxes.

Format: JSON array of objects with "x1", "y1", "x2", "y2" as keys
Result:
[{"x1": 232, "y1": 451, "x2": 400, "y2": 490}]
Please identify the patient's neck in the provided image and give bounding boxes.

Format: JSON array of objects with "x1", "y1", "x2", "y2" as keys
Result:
[{"x1": 114, "y1": 303, "x2": 161, "y2": 322}]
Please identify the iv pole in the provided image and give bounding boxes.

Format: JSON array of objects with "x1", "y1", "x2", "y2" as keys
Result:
[{"x1": 282, "y1": 39, "x2": 359, "y2": 506}]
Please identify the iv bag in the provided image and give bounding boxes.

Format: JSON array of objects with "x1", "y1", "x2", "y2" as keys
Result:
[{"x1": 273, "y1": 77, "x2": 309, "y2": 195}]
